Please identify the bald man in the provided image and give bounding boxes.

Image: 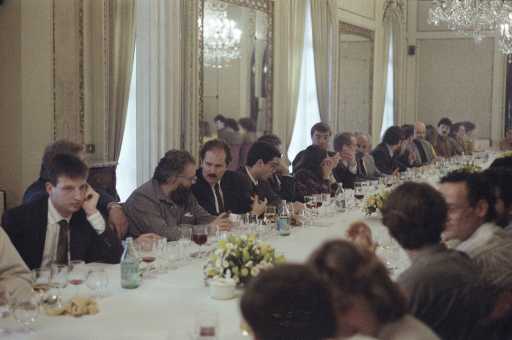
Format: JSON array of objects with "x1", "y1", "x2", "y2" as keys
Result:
[
  {"x1": 413, "y1": 122, "x2": 436, "y2": 164},
  {"x1": 355, "y1": 133, "x2": 381, "y2": 178}
]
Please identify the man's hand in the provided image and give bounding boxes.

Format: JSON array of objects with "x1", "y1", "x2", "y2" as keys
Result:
[
  {"x1": 212, "y1": 212, "x2": 233, "y2": 231},
  {"x1": 108, "y1": 205, "x2": 129, "y2": 239},
  {"x1": 251, "y1": 196, "x2": 267, "y2": 216},
  {"x1": 82, "y1": 185, "x2": 100, "y2": 216},
  {"x1": 274, "y1": 159, "x2": 289, "y2": 176},
  {"x1": 339, "y1": 149, "x2": 355, "y2": 163}
]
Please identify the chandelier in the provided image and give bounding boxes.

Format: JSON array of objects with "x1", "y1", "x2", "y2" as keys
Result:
[
  {"x1": 203, "y1": 1, "x2": 242, "y2": 68},
  {"x1": 429, "y1": 0, "x2": 512, "y2": 55}
]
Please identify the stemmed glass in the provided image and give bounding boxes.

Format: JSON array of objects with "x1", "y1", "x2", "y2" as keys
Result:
[
  {"x1": 67, "y1": 260, "x2": 87, "y2": 296},
  {"x1": 178, "y1": 225, "x2": 193, "y2": 265},
  {"x1": 354, "y1": 182, "x2": 365, "y2": 206},
  {"x1": 50, "y1": 264, "x2": 68, "y2": 306},
  {"x1": 303, "y1": 195, "x2": 315, "y2": 226},
  {"x1": 192, "y1": 225, "x2": 209, "y2": 257},
  {"x1": 192, "y1": 309, "x2": 218, "y2": 339},
  {"x1": 136, "y1": 238, "x2": 159, "y2": 276}
]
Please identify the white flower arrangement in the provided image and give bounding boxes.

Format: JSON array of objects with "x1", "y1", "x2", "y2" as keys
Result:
[
  {"x1": 203, "y1": 234, "x2": 285, "y2": 286},
  {"x1": 363, "y1": 190, "x2": 390, "y2": 216}
]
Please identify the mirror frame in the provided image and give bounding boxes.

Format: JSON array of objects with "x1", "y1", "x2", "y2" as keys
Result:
[
  {"x1": 338, "y1": 22, "x2": 375, "y2": 134},
  {"x1": 197, "y1": 0, "x2": 274, "y2": 143}
]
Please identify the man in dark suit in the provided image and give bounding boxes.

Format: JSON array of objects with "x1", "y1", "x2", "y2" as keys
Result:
[
  {"x1": 332, "y1": 132, "x2": 360, "y2": 189},
  {"x1": 22, "y1": 140, "x2": 128, "y2": 239},
  {"x1": 257, "y1": 134, "x2": 296, "y2": 202},
  {"x1": 2, "y1": 154, "x2": 122, "y2": 270},
  {"x1": 371, "y1": 126, "x2": 403, "y2": 175},
  {"x1": 292, "y1": 122, "x2": 335, "y2": 173},
  {"x1": 238, "y1": 142, "x2": 283, "y2": 207},
  {"x1": 192, "y1": 140, "x2": 266, "y2": 216}
]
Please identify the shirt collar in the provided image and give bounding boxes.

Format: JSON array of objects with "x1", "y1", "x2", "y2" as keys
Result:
[
  {"x1": 456, "y1": 222, "x2": 501, "y2": 254},
  {"x1": 48, "y1": 198, "x2": 70, "y2": 224},
  {"x1": 385, "y1": 144, "x2": 394, "y2": 157},
  {"x1": 245, "y1": 166, "x2": 258, "y2": 186}
]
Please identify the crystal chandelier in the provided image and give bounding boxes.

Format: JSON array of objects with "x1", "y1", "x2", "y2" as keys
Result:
[
  {"x1": 429, "y1": 0, "x2": 512, "y2": 55},
  {"x1": 203, "y1": 1, "x2": 242, "y2": 68}
]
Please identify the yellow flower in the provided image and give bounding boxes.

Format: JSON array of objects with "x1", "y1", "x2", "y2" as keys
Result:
[{"x1": 241, "y1": 268, "x2": 249, "y2": 277}]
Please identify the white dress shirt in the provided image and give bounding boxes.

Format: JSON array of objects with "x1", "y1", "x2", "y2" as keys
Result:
[
  {"x1": 455, "y1": 222, "x2": 505, "y2": 256},
  {"x1": 245, "y1": 166, "x2": 259, "y2": 186},
  {"x1": 41, "y1": 199, "x2": 106, "y2": 268}
]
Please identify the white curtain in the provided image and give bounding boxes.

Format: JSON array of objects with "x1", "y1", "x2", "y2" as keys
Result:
[
  {"x1": 310, "y1": 0, "x2": 338, "y2": 124},
  {"x1": 288, "y1": 0, "x2": 321, "y2": 163},
  {"x1": 372, "y1": 1, "x2": 405, "y2": 145},
  {"x1": 273, "y1": 0, "x2": 307, "y2": 156},
  {"x1": 381, "y1": 31, "x2": 394, "y2": 138},
  {"x1": 136, "y1": 0, "x2": 183, "y2": 184}
]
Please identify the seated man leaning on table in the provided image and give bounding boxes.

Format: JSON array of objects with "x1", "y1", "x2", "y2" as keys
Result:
[
  {"x1": 2, "y1": 154, "x2": 123, "y2": 270},
  {"x1": 124, "y1": 150, "x2": 232, "y2": 241},
  {"x1": 22, "y1": 139, "x2": 129, "y2": 240}
]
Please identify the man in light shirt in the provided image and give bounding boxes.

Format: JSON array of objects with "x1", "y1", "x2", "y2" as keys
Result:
[
  {"x1": 2, "y1": 154, "x2": 122, "y2": 270},
  {"x1": 0, "y1": 228, "x2": 31, "y2": 304}
]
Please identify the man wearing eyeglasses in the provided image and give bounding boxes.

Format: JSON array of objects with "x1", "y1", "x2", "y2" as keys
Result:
[{"x1": 124, "y1": 150, "x2": 232, "y2": 241}]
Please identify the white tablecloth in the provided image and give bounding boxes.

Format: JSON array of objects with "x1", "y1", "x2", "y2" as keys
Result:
[{"x1": 0, "y1": 210, "x2": 409, "y2": 340}]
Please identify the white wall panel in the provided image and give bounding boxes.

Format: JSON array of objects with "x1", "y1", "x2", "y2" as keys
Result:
[
  {"x1": 417, "y1": 38, "x2": 494, "y2": 138},
  {"x1": 338, "y1": 0, "x2": 375, "y2": 19}
]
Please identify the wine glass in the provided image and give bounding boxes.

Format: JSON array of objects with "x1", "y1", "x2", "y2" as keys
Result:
[
  {"x1": 50, "y1": 264, "x2": 68, "y2": 306},
  {"x1": 136, "y1": 238, "x2": 159, "y2": 276},
  {"x1": 7, "y1": 288, "x2": 40, "y2": 332},
  {"x1": 85, "y1": 269, "x2": 109, "y2": 298},
  {"x1": 264, "y1": 206, "x2": 277, "y2": 226},
  {"x1": 67, "y1": 260, "x2": 87, "y2": 296},
  {"x1": 31, "y1": 267, "x2": 51, "y2": 295},
  {"x1": 192, "y1": 225, "x2": 209, "y2": 257},
  {"x1": 354, "y1": 182, "x2": 365, "y2": 206}
]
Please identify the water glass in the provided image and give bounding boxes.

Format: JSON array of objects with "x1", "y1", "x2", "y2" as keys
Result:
[
  {"x1": 7, "y1": 288, "x2": 40, "y2": 332},
  {"x1": 85, "y1": 269, "x2": 109, "y2": 298},
  {"x1": 67, "y1": 260, "x2": 87, "y2": 296},
  {"x1": 193, "y1": 309, "x2": 218, "y2": 339},
  {"x1": 178, "y1": 225, "x2": 193, "y2": 264}
]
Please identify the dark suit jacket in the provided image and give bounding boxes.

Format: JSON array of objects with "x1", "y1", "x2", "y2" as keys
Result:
[
  {"x1": 23, "y1": 177, "x2": 115, "y2": 217},
  {"x1": 268, "y1": 174, "x2": 296, "y2": 202},
  {"x1": 237, "y1": 168, "x2": 282, "y2": 207},
  {"x1": 191, "y1": 169, "x2": 252, "y2": 215},
  {"x1": 332, "y1": 163, "x2": 358, "y2": 189},
  {"x1": 371, "y1": 143, "x2": 401, "y2": 175},
  {"x1": 292, "y1": 149, "x2": 336, "y2": 173},
  {"x1": 2, "y1": 197, "x2": 122, "y2": 270}
]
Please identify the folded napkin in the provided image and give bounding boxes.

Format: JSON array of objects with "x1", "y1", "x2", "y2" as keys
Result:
[{"x1": 46, "y1": 296, "x2": 99, "y2": 317}]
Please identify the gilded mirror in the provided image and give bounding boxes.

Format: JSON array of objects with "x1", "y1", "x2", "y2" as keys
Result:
[
  {"x1": 198, "y1": 0, "x2": 273, "y2": 144},
  {"x1": 338, "y1": 22, "x2": 374, "y2": 135}
]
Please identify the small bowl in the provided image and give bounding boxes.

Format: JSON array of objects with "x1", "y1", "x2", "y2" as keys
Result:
[{"x1": 209, "y1": 278, "x2": 236, "y2": 300}]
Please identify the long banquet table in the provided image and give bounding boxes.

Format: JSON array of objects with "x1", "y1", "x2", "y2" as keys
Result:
[{"x1": 0, "y1": 208, "x2": 410, "y2": 340}]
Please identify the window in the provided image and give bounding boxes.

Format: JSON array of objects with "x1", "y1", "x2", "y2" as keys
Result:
[
  {"x1": 287, "y1": 0, "x2": 321, "y2": 163},
  {"x1": 116, "y1": 49, "x2": 137, "y2": 202},
  {"x1": 380, "y1": 31, "x2": 394, "y2": 138}
]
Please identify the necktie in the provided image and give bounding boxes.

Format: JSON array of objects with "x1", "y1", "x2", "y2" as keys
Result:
[
  {"x1": 56, "y1": 220, "x2": 70, "y2": 265},
  {"x1": 214, "y1": 183, "x2": 225, "y2": 214},
  {"x1": 357, "y1": 157, "x2": 367, "y2": 177}
]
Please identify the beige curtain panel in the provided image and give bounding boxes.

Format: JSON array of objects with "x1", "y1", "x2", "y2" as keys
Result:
[
  {"x1": 311, "y1": 0, "x2": 337, "y2": 124},
  {"x1": 107, "y1": 0, "x2": 136, "y2": 162}
]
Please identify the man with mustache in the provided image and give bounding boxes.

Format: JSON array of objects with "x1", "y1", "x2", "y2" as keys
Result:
[
  {"x1": 124, "y1": 150, "x2": 232, "y2": 241},
  {"x1": 192, "y1": 139, "x2": 266, "y2": 216}
]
